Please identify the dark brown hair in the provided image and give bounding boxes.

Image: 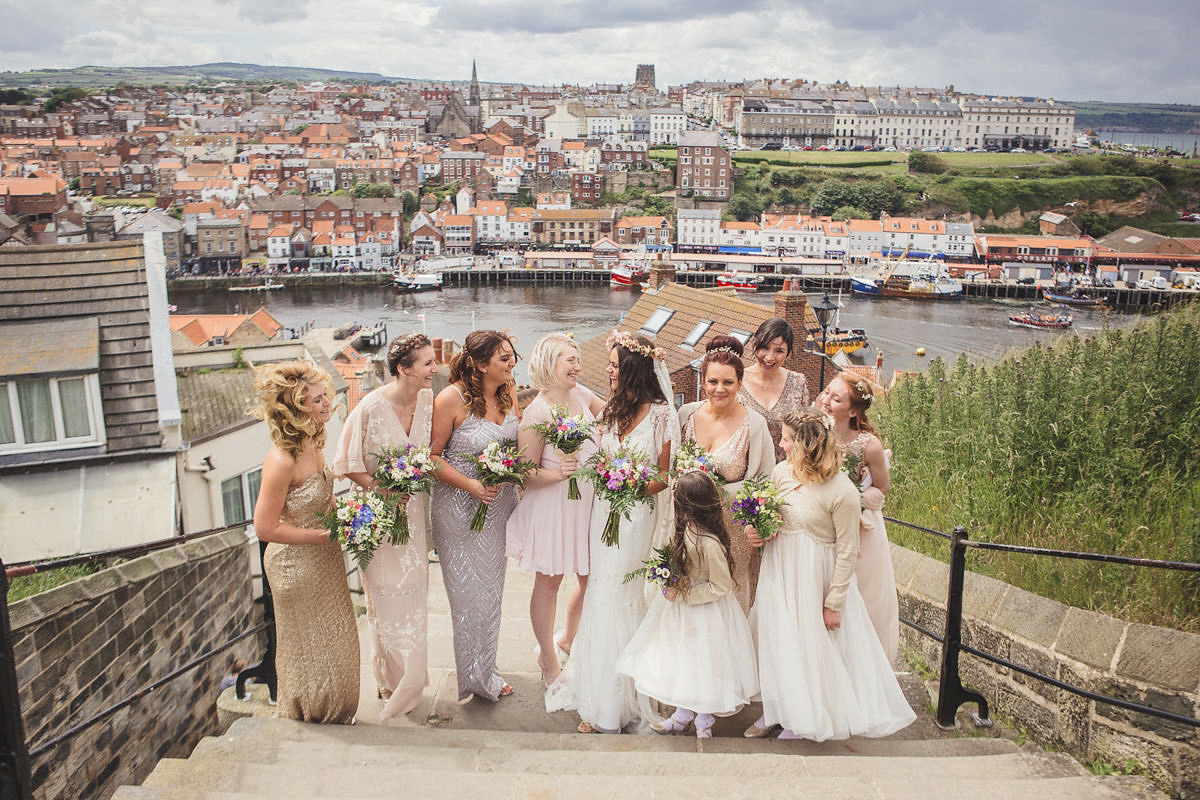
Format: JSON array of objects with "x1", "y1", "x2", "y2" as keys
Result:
[
  {"x1": 601, "y1": 334, "x2": 667, "y2": 436},
  {"x1": 671, "y1": 471, "x2": 736, "y2": 596},
  {"x1": 751, "y1": 318, "x2": 794, "y2": 357},
  {"x1": 701, "y1": 334, "x2": 745, "y2": 382},
  {"x1": 447, "y1": 330, "x2": 518, "y2": 418}
]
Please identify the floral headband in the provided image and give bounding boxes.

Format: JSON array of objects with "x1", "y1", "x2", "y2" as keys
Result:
[
  {"x1": 389, "y1": 332, "x2": 427, "y2": 358},
  {"x1": 607, "y1": 329, "x2": 666, "y2": 361},
  {"x1": 845, "y1": 376, "x2": 874, "y2": 402},
  {"x1": 705, "y1": 346, "x2": 738, "y2": 357}
]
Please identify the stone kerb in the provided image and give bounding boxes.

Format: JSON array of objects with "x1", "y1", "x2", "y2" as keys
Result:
[
  {"x1": 892, "y1": 543, "x2": 1200, "y2": 799},
  {"x1": 7, "y1": 529, "x2": 259, "y2": 800}
]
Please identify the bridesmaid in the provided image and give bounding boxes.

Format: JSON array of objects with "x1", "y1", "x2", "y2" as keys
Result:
[
  {"x1": 252, "y1": 361, "x2": 359, "y2": 724},
  {"x1": 333, "y1": 332, "x2": 440, "y2": 718},
  {"x1": 506, "y1": 333, "x2": 603, "y2": 686},
  {"x1": 738, "y1": 318, "x2": 811, "y2": 461},
  {"x1": 430, "y1": 330, "x2": 520, "y2": 702},
  {"x1": 677, "y1": 336, "x2": 775, "y2": 614},
  {"x1": 818, "y1": 372, "x2": 899, "y2": 665}
]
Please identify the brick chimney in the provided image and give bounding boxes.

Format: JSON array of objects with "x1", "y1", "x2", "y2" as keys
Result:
[
  {"x1": 773, "y1": 280, "x2": 824, "y2": 385},
  {"x1": 647, "y1": 252, "x2": 676, "y2": 290}
]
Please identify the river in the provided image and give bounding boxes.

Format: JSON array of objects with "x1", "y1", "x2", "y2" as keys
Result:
[{"x1": 170, "y1": 284, "x2": 1141, "y2": 382}]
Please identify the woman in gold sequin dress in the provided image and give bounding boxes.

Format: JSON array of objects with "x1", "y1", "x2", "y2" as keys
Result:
[
  {"x1": 252, "y1": 361, "x2": 359, "y2": 725},
  {"x1": 678, "y1": 336, "x2": 776, "y2": 614},
  {"x1": 738, "y1": 319, "x2": 811, "y2": 463}
]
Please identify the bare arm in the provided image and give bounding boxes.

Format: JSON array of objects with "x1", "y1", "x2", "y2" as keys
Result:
[
  {"x1": 644, "y1": 437, "x2": 672, "y2": 497},
  {"x1": 862, "y1": 433, "x2": 890, "y2": 495},
  {"x1": 253, "y1": 447, "x2": 327, "y2": 545},
  {"x1": 430, "y1": 385, "x2": 497, "y2": 503},
  {"x1": 518, "y1": 404, "x2": 577, "y2": 490}
]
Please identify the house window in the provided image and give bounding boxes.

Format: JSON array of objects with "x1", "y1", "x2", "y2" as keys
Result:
[
  {"x1": 0, "y1": 376, "x2": 104, "y2": 452},
  {"x1": 682, "y1": 319, "x2": 713, "y2": 348},
  {"x1": 640, "y1": 307, "x2": 675, "y2": 335},
  {"x1": 221, "y1": 467, "x2": 263, "y2": 526}
]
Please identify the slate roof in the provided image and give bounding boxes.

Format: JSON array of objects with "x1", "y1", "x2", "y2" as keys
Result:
[{"x1": 176, "y1": 368, "x2": 258, "y2": 443}]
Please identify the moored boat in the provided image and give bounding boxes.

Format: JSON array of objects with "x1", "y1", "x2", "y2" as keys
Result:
[
  {"x1": 229, "y1": 281, "x2": 283, "y2": 292},
  {"x1": 1041, "y1": 288, "x2": 1108, "y2": 307},
  {"x1": 1008, "y1": 309, "x2": 1073, "y2": 329},
  {"x1": 881, "y1": 273, "x2": 963, "y2": 298},
  {"x1": 822, "y1": 327, "x2": 870, "y2": 356},
  {"x1": 716, "y1": 271, "x2": 764, "y2": 292},
  {"x1": 849, "y1": 275, "x2": 883, "y2": 295},
  {"x1": 394, "y1": 272, "x2": 442, "y2": 292},
  {"x1": 610, "y1": 262, "x2": 647, "y2": 288}
]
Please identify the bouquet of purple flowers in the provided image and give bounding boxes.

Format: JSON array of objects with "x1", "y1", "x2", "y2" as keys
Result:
[
  {"x1": 526, "y1": 405, "x2": 597, "y2": 500},
  {"x1": 320, "y1": 488, "x2": 395, "y2": 570},
  {"x1": 372, "y1": 443, "x2": 438, "y2": 545},
  {"x1": 471, "y1": 439, "x2": 536, "y2": 533},
  {"x1": 730, "y1": 474, "x2": 786, "y2": 551},
  {"x1": 581, "y1": 444, "x2": 662, "y2": 547}
]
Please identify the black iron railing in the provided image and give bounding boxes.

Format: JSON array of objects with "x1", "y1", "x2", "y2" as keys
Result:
[
  {"x1": 0, "y1": 520, "x2": 271, "y2": 800},
  {"x1": 887, "y1": 518, "x2": 1200, "y2": 730}
]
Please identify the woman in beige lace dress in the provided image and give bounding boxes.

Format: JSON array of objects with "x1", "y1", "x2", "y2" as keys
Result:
[
  {"x1": 252, "y1": 361, "x2": 359, "y2": 724},
  {"x1": 334, "y1": 333, "x2": 440, "y2": 718},
  {"x1": 738, "y1": 319, "x2": 811, "y2": 462},
  {"x1": 678, "y1": 336, "x2": 776, "y2": 614}
]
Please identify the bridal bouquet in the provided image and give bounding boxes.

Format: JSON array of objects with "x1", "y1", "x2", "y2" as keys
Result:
[
  {"x1": 373, "y1": 443, "x2": 438, "y2": 545},
  {"x1": 471, "y1": 439, "x2": 536, "y2": 532},
  {"x1": 671, "y1": 438, "x2": 725, "y2": 484},
  {"x1": 322, "y1": 488, "x2": 396, "y2": 570},
  {"x1": 526, "y1": 405, "x2": 597, "y2": 500},
  {"x1": 623, "y1": 545, "x2": 680, "y2": 592},
  {"x1": 730, "y1": 474, "x2": 786, "y2": 552},
  {"x1": 582, "y1": 444, "x2": 662, "y2": 547}
]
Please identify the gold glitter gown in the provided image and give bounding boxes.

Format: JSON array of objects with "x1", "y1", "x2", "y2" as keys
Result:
[{"x1": 264, "y1": 467, "x2": 360, "y2": 724}]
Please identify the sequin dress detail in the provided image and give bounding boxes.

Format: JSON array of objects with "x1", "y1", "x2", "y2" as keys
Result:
[
  {"x1": 332, "y1": 387, "x2": 433, "y2": 719},
  {"x1": 430, "y1": 403, "x2": 519, "y2": 701},
  {"x1": 738, "y1": 369, "x2": 810, "y2": 463},
  {"x1": 264, "y1": 468, "x2": 360, "y2": 724},
  {"x1": 839, "y1": 431, "x2": 899, "y2": 665}
]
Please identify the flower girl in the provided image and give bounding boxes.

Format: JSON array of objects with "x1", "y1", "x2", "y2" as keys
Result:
[{"x1": 616, "y1": 470, "x2": 759, "y2": 738}]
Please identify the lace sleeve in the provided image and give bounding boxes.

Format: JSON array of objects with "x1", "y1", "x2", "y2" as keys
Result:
[
  {"x1": 650, "y1": 402, "x2": 681, "y2": 464},
  {"x1": 332, "y1": 397, "x2": 371, "y2": 477}
]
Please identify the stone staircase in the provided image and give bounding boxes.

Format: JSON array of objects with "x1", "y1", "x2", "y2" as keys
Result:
[
  {"x1": 110, "y1": 563, "x2": 1169, "y2": 800},
  {"x1": 112, "y1": 715, "x2": 1164, "y2": 799}
]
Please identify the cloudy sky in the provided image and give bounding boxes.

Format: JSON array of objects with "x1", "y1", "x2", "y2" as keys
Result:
[{"x1": 0, "y1": 0, "x2": 1196, "y2": 103}]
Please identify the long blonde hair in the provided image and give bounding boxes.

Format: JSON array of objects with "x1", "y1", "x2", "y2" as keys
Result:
[
  {"x1": 782, "y1": 407, "x2": 840, "y2": 483},
  {"x1": 253, "y1": 361, "x2": 334, "y2": 457}
]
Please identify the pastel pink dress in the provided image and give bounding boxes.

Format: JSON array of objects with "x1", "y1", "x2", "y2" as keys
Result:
[{"x1": 506, "y1": 386, "x2": 598, "y2": 576}]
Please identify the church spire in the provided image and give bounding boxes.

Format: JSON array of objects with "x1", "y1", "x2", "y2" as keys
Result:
[{"x1": 469, "y1": 59, "x2": 480, "y2": 106}]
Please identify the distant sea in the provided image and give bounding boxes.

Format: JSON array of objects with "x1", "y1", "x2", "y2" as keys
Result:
[{"x1": 1091, "y1": 130, "x2": 1200, "y2": 154}]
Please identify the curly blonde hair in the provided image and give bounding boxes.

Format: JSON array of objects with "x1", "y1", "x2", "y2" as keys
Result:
[
  {"x1": 782, "y1": 407, "x2": 841, "y2": 484},
  {"x1": 253, "y1": 361, "x2": 334, "y2": 457}
]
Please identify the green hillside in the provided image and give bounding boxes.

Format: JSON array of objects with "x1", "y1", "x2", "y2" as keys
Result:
[{"x1": 1066, "y1": 100, "x2": 1200, "y2": 134}]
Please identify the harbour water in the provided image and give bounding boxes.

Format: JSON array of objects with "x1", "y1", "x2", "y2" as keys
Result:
[
  {"x1": 1093, "y1": 130, "x2": 1200, "y2": 154},
  {"x1": 171, "y1": 284, "x2": 1141, "y2": 382}
]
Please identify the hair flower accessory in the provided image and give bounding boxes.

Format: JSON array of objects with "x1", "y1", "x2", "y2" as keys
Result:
[
  {"x1": 821, "y1": 413, "x2": 835, "y2": 431},
  {"x1": 606, "y1": 329, "x2": 666, "y2": 361}
]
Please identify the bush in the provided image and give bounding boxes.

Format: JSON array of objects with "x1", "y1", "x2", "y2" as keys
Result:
[{"x1": 908, "y1": 151, "x2": 948, "y2": 174}]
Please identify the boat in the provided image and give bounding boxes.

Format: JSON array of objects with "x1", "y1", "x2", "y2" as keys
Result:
[
  {"x1": 822, "y1": 327, "x2": 870, "y2": 356},
  {"x1": 853, "y1": 253, "x2": 963, "y2": 299},
  {"x1": 1041, "y1": 288, "x2": 1108, "y2": 307},
  {"x1": 849, "y1": 275, "x2": 883, "y2": 295},
  {"x1": 716, "y1": 272, "x2": 764, "y2": 292},
  {"x1": 394, "y1": 272, "x2": 442, "y2": 292},
  {"x1": 1008, "y1": 309, "x2": 1073, "y2": 329},
  {"x1": 229, "y1": 281, "x2": 283, "y2": 292},
  {"x1": 610, "y1": 262, "x2": 647, "y2": 288}
]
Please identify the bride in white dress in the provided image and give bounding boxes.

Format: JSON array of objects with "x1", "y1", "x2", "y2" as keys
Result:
[{"x1": 548, "y1": 330, "x2": 679, "y2": 734}]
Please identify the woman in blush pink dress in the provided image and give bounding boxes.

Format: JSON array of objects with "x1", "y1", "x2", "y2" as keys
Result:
[
  {"x1": 506, "y1": 333, "x2": 603, "y2": 688},
  {"x1": 333, "y1": 333, "x2": 440, "y2": 719}
]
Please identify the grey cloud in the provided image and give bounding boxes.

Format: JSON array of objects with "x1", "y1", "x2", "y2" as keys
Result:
[
  {"x1": 432, "y1": 0, "x2": 773, "y2": 33},
  {"x1": 213, "y1": 0, "x2": 316, "y2": 24}
]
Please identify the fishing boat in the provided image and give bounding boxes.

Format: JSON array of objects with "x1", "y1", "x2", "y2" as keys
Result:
[
  {"x1": 229, "y1": 281, "x2": 283, "y2": 292},
  {"x1": 1008, "y1": 309, "x2": 1073, "y2": 330},
  {"x1": 852, "y1": 253, "x2": 962, "y2": 299},
  {"x1": 610, "y1": 262, "x2": 648, "y2": 288},
  {"x1": 394, "y1": 272, "x2": 442, "y2": 293},
  {"x1": 716, "y1": 272, "x2": 764, "y2": 292},
  {"x1": 1041, "y1": 288, "x2": 1108, "y2": 307},
  {"x1": 822, "y1": 327, "x2": 870, "y2": 356},
  {"x1": 849, "y1": 275, "x2": 883, "y2": 295}
]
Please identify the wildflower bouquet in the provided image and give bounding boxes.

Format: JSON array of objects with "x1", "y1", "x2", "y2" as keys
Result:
[
  {"x1": 730, "y1": 474, "x2": 786, "y2": 551},
  {"x1": 623, "y1": 545, "x2": 680, "y2": 591},
  {"x1": 842, "y1": 450, "x2": 864, "y2": 490},
  {"x1": 322, "y1": 488, "x2": 396, "y2": 570},
  {"x1": 671, "y1": 438, "x2": 725, "y2": 484},
  {"x1": 581, "y1": 445, "x2": 662, "y2": 547},
  {"x1": 471, "y1": 439, "x2": 536, "y2": 532},
  {"x1": 372, "y1": 443, "x2": 438, "y2": 545},
  {"x1": 526, "y1": 405, "x2": 598, "y2": 500}
]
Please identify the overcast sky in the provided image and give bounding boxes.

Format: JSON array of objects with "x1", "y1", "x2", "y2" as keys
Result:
[{"x1": 0, "y1": 0, "x2": 1196, "y2": 104}]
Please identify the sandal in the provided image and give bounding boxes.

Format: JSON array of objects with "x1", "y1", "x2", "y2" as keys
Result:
[
  {"x1": 694, "y1": 713, "x2": 715, "y2": 739},
  {"x1": 577, "y1": 721, "x2": 596, "y2": 734},
  {"x1": 554, "y1": 629, "x2": 571, "y2": 660},
  {"x1": 498, "y1": 683, "x2": 514, "y2": 698}
]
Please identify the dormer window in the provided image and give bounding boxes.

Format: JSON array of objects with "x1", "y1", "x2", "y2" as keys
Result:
[{"x1": 641, "y1": 307, "x2": 674, "y2": 335}]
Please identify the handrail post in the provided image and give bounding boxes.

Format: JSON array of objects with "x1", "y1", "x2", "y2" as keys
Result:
[
  {"x1": 936, "y1": 526, "x2": 992, "y2": 729},
  {"x1": 0, "y1": 559, "x2": 33, "y2": 800},
  {"x1": 236, "y1": 540, "x2": 277, "y2": 702}
]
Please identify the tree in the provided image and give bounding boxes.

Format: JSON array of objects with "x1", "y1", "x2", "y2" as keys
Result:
[
  {"x1": 43, "y1": 87, "x2": 89, "y2": 113},
  {"x1": 907, "y1": 151, "x2": 947, "y2": 174},
  {"x1": 401, "y1": 190, "x2": 419, "y2": 216},
  {"x1": 831, "y1": 205, "x2": 871, "y2": 220},
  {"x1": 727, "y1": 194, "x2": 762, "y2": 221},
  {"x1": 0, "y1": 89, "x2": 33, "y2": 105}
]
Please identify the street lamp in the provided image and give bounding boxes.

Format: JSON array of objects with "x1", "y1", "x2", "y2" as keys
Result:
[{"x1": 811, "y1": 293, "x2": 839, "y2": 392}]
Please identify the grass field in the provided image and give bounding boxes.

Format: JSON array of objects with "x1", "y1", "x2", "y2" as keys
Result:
[
  {"x1": 653, "y1": 148, "x2": 1060, "y2": 169},
  {"x1": 91, "y1": 196, "x2": 158, "y2": 208}
]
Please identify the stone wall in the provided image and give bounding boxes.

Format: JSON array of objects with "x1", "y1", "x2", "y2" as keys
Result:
[
  {"x1": 892, "y1": 544, "x2": 1200, "y2": 798},
  {"x1": 8, "y1": 530, "x2": 260, "y2": 800}
]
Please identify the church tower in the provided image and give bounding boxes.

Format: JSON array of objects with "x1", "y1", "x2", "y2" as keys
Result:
[{"x1": 469, "y1": 60, "x2": 480, "y2": 107}]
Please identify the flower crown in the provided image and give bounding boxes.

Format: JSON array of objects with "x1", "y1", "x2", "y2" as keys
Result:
[
  {"x1": 705, "y1": 346, "x2": 739, "y2": 357},
  {"x1": 607, "y1": 329, "x2": 666, "y2": 361},
  {"x1": 389, "y1": 332, "x2": 427, "y2": 359}
]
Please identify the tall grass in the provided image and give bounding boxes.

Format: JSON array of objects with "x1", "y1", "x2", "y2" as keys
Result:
[{"x1": 876, "y1": 302, "x2": 1200, "y2": 632}]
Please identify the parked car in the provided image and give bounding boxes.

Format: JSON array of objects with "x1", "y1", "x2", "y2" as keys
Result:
[
  {"x1": 1180, "y1": 212, "x2": 1200, "y2": 222},
  {"x1": 1017, "y1": 277, "x2": 1036, "y2": 285},
  {"x1": 1100, "y1": 278, "x2": 1115, "y2": 287},
  {"x1": 1012, "y1": 147, "x2": 1028, "y2": 154},
  {"x1": 761, "y1": 142, "x2": 782, "y2": 150}
]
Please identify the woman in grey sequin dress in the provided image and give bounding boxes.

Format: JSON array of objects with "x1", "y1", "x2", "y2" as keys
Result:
[{"x1": 430, "y1": 330, "x2": 521, "y2": 702}]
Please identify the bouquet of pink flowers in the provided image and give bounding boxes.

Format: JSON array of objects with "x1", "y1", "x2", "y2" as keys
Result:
[
  {"x1": 582, "y1": 444, "x2": 662, "y2": 547},
  {"x1": 730, "y1": 474, "x2": 786, "y2": 552},
  {"x1": 321, "y1": 488, "x2": 395, "y2": 570},
  {"x1": 372, "y1": 443, "x2": 438, "y2": 545},
  {"x1": 671, "y1": 438, "x2": 725, "y2": 484},
  {"x1": 471, "y1": 439, "x2": 536, "y2": 532},
  {"x1": 526, "y1": 405, "x2": 597, "y2": 500}
]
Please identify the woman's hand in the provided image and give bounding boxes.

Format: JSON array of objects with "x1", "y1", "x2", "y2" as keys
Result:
[
  {"x1": 744, "y1": 524, "x2": 765, "y2": 548},
  {"x1": 662, "y1": 586, "x2": 679, "y2": 602},
  {"x1": 822, "y1": 607, "x2": 842, "y2": 632},
  {"x1": 471, "y1": 480, "x2": 499, "y2": 505},
  {"x1": 558, "y1": 454, "x2": 579, "y2": 480},
  {"x1": 861, "y1": 486, "x2": 885, "y2": 512}
]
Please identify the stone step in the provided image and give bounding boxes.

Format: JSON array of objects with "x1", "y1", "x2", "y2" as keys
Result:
[{"x1": 124, "y1": 758, "x2": 1149, "y2": 800}]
